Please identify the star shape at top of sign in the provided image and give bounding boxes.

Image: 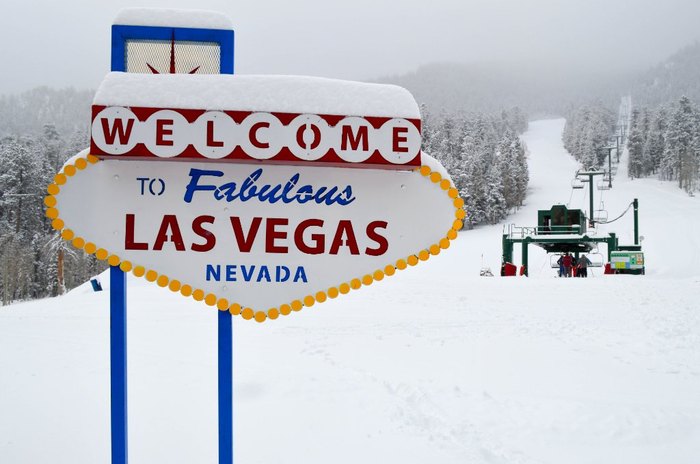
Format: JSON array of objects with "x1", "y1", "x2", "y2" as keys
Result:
[{"x1": 146, "y1": 32, "x2": 201, "y2": 75}]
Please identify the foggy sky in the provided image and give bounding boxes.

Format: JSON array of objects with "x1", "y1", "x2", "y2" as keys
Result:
[{"x1": 1, "y1": 0, "x2": 699, "y2": 94}]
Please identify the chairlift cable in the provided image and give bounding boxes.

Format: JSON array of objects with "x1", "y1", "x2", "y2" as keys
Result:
[{"x1": 596, "y1": 201, "x2": 633, "y2": 224}]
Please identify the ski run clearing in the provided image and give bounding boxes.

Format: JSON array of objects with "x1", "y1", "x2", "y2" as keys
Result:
[{"x1": 1, "y1": 119, "x2": 699, "y2": 464}]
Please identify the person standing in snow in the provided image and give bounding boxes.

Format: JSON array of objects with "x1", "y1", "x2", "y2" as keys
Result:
[
  {"x1": 557, "y1": 255, "x2": 565, "y2": 277},
  {"x1": 578, "y1": 254, "x2": 592, "y2": 278},
  {"x1": 562, "y1": 253, "x2": 573, "y2": 277}
]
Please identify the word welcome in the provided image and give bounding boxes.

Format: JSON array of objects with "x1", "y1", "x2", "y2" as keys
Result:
[{"x1": 90, "y1": 106, "x2": 422, "y2": 168}]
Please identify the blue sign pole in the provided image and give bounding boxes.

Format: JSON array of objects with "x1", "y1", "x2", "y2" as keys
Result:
[
  {"x1": 218, "y1": 311, "x2": 233, "y2": 464},
  {"x1": 219, "y1": 27, "x2": 234, "y2": 464},
  {"x1": 110, "y1": 266, "x2": 128, "y2": 464}
]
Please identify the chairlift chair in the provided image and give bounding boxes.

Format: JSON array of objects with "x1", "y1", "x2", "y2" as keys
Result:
[
  {"x1": 597, "y1": 180, "x2": 610, "y2": 191},
  {"x1": 593, "y1": 209, "x2": 608, "y2": 222},
  {"x1": 571, "y1": 178, "x2": 584, "y2": 190}
]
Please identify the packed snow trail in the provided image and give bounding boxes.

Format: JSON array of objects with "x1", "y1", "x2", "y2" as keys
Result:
[{"x1": 1, "y1": 119, "x2": 700, "y2": 464}]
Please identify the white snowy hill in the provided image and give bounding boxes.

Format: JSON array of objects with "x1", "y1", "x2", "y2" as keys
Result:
[{"x1": 1, "y1": 119, "x2": 699, "y2": 464}]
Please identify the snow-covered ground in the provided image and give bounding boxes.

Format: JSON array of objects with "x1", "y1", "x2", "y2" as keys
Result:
[{"x1": 2, "y1": 119, "x2": 700, "y2": 464}]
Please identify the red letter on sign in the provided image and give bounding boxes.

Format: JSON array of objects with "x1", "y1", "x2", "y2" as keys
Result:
[
  {"x1": 206, "y1": 120, "x2": 224, "y2": 147},
  {"x1": 230, "y1": 217, "x2": 262, "y2": 252},
  {"x1": 153, "y1": 215, "x2": 185, "y2": 251},
  {"x1": 192, "y1": 215, "x2": 216, "y2": 252},
  {"x1": 295, "y1": 219, "x2": 325, "y2": 254},
  {"x1": 156, "y1": 119, "x2": 174, "y2": 146},
  {"x1": 392, "y1": 127, "x2": 409, "y2": 153},
  {"x1": 329, "y1": 220, "x2": 360, "y2": 255},
  {"x1": 365, "y1": 221, "x2": 389, "y2": 256},
  {"x1": 341, "y1": 125, "x2": 369, "y2": 151},
  {"x1": 266, "y1": 218, "x2": 289, "y2": 253},
  {"x1": 124, "y1": 214, "x2": 148, "y2": 250},
  {"x1": 101, "y1": 118, "x2": 135, "y2": 145},
  {"x1": 249, "y1": 122, "x2": 270, "y2": 149}
]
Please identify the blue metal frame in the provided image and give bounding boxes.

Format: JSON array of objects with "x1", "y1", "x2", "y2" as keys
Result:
[
  {"x1": 109, "y1": 20, "x2": 235, "y2": 464},
  {"x1": 110, "y1": 266, "x2": 128, "y2": 464},
  {"x1": 111, "y1": 25, "x2": 235, "y2": 74}
]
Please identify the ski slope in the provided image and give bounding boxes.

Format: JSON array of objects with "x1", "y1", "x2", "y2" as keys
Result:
[{"x1": 1, "y1": 119, "x2": 700, "y2": 464}]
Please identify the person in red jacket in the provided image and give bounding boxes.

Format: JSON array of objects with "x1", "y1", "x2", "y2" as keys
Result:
[{"x1": 562, "y1": 253, "x2": 573, "y2": 277}]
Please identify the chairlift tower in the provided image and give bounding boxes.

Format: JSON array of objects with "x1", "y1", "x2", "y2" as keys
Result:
[
  {"x1": 576, "y1": 170, "x2": 606, "y2": 226},
  {"x1": 600, "y1": 145, "x2": 615, "y2": 189}
]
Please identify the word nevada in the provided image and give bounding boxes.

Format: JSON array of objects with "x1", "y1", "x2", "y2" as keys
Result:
[{"x1": 91, "y1": 106, "x2": 422, "y2": 168}]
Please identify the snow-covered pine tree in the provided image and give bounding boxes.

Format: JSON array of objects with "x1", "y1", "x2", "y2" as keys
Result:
[
  {"x1": 627, "y1": 109, "x2": 645, "y2": 178},
  {"x1": 661, "y1": 96, "x2": 697, "y2": 191},
  {"x1": 643, "y1": 107, "x2": 667, "y2": 175},
  {"x1": 484, "y1": 160, "x2": 507, "y2": 224}
]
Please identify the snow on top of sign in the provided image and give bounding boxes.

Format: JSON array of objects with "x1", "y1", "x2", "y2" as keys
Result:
[
  {"x1": 93, "y1": 73, "x2": 420, "y2": 119},
  {"x1": 113, "y1": 8, "x2": 233, "y2": 30}
]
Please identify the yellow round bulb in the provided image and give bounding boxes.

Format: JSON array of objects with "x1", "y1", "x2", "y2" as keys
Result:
[
  {"x1": 180, "y1": 284, "x2": 193, "y2": 297},
  {"x1": 51, "y1": 218, "x2": 64, "y2": 230}
]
